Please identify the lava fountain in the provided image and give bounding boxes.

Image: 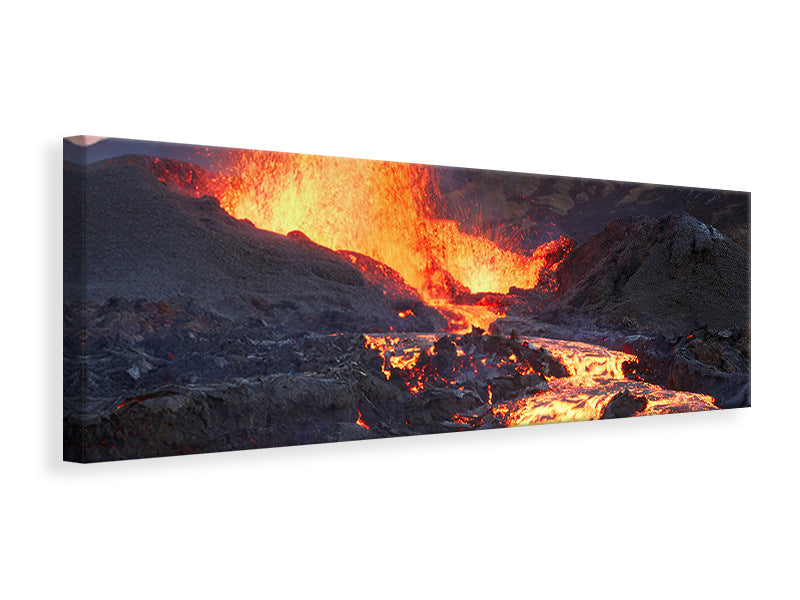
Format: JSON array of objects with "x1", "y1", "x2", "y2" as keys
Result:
[{"x1": 203, "y1": 150, "x2": 564, "y2": 330}]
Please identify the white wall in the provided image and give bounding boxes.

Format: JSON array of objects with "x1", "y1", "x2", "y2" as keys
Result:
[{"x1": 3, "y1": 2, "x2": 796, "y2": 598}]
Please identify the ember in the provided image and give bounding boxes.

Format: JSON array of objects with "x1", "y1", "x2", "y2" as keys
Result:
[{"x1": 355, "y1": 406, "x2": 370, "y2": 430}]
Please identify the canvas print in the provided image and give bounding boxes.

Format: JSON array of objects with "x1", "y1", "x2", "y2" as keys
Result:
[{"x1": 63, "y1": 136, "x2": 750, "y2": 462}]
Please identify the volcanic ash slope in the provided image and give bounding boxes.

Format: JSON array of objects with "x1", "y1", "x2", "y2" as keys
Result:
[
  {"x1": 64, "y1": 159, "x2": 445, "y2": 336},
  {"x1": 542, "y1": 213, "x2": 749, "y2": 338}
]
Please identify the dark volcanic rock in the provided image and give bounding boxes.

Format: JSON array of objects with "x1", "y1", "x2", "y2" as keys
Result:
[
  {"x1": 337, "y1": 250, "x2": 447, "y2": 331},
  {"x1": 622, "y1": 327, "x2": 750, "y2": 409},
  {"x1": 64, "y1": 334, "x2": 412, "y2": 461},
  {"x1": 63, "y1": 158, "x2": 458, "y2": 461},
  {"x1": 667, "y1": 355, "x2": 750, "y2": 409},
  {"x1": 600, "y1": 390, "x2": 648, "y2": 419},
  {"x1": 408, "y1": 387, "x2": 485, "y2": 427},
  {"x1": 398, "y1": 328, "x2": 568, "y2": 430},
  {"x1": 459, "y1": 329, "x2": 569, "y2": 379},
  {"x1": 487, "y1": 373, "x2": 548, "y2": 403},
  {"x1": 542, "y1": 214, "x2": 749, "y2": 339},
  {"x1": 64, "y1": 299, "x2": 420, "y2": 404},
  {"x1": 667, "y1": 328, "x2": 751, "y2": 409}
]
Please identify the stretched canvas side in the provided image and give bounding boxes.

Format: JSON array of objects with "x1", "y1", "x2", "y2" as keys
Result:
[{"x1": 64, "y1": 137, "x2": 88, "y2": 462}]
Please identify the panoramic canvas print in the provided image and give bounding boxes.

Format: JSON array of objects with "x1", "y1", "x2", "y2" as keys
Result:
[{"x1": 63, "y1": 136, "x2": 751, "y2": 462}]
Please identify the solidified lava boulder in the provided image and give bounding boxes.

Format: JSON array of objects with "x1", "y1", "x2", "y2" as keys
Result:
[
  {"x1": 667, "y1": 331, "x2": 751, "y2": 409},
  {"x1": 620, "y1": 326, "x2": 751, "y2": 409},
  {"x1": 599, "y1": 390, "x2": 648, "y2": 419},
  {"x1": 487, "y1": 373, "x2": 548, "y2": 403},
  {"x1": 408, "y1": 387, "x2": 485, "y2": 427},
  {"x1": 396, "y1": 329, "x2": 569, "y2": 431},
  {"x1": 458, "y1": 328, "x2": 569, "y2": 380}
]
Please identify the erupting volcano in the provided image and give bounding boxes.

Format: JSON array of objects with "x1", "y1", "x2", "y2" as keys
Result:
[
  {"x1": 63, "y1": 136, "x2": 751, "y2": 462},
  {"x1": 139, "y1": 148, "x2": 573, "y2": 332},
  {"x1": 212, "y1": 151, "x2": 557, "y2": 299}
]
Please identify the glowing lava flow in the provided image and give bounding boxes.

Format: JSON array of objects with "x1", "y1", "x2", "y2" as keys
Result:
[
  {"x1": 355, "y1": 406, "x2": 370, "y2": 430},
  {"x1": 364, "y1": 333, "x2": 718, "y2": 426},
  {"x1": 432, "y1": 301, "x2": 506, "y2": 334},
  {"x1": 500, "y1": 338, "x2": 718, "y2": 426}
]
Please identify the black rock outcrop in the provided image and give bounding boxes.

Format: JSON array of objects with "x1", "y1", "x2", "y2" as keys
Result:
[
  {"x1": 542, "y1": 214, "x2": 749, "y2": 339},
  {"x1": 600, "y1": 389, "x2": 648, "y2": 419}
]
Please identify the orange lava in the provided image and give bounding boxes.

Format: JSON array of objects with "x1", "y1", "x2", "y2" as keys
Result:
[
  {"x1": 205, "y1": 149, "x2": 558, "y2": 331},
  {"x1": 433, "y1": 301, "x2": 506, "y2": 333},
  {"x1": 501, "y1": 338, "x2": 718, "y2": 426},
  {"x1": 364, "y1": 333, "x2": 718, "y2": 427},
  {"x1": 365, "y1": 333, "x2": 436, "y2": 380},
  {"x1": 355, "y1": 406, "x2": 370, "y2": 430}
]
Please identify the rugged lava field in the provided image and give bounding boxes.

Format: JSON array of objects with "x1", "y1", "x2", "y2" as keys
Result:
[{"x1": 64, "y1": 138, "x2": 750, "y2": 462}]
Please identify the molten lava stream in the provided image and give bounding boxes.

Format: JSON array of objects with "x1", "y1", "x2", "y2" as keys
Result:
[
  {"x1": 364, "y1": 333, "x2": 718, "y2": 427},
  {"x1": 500, "y1": 338, "x2": 718, "y2": 426}
]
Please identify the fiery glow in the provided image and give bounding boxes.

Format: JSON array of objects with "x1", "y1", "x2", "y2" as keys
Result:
[
  {"x1": 364, "y1": 333, "x2": 718, "y2": 427},
  {"x1": 540, "y1": 339, "x2": 632, "y2": 386},
  {"x1": 133, "y1": 149, "x2": 575, "y2": 332},
  {"x1": 202, "y1": 150, "x2": 556, "y2": 330},
  {"x1": 365, "y1": 333, "x2": 436, "y2": 380},
  {"x1": 356, "y1": 406, "x2": 370, "y2": 430},
  {"x1": 433, "y1": 301, "x2": 506, "y2": 333},
  {"x1": 501, "y1": 338, "x2": 718, "y2": 426}
]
